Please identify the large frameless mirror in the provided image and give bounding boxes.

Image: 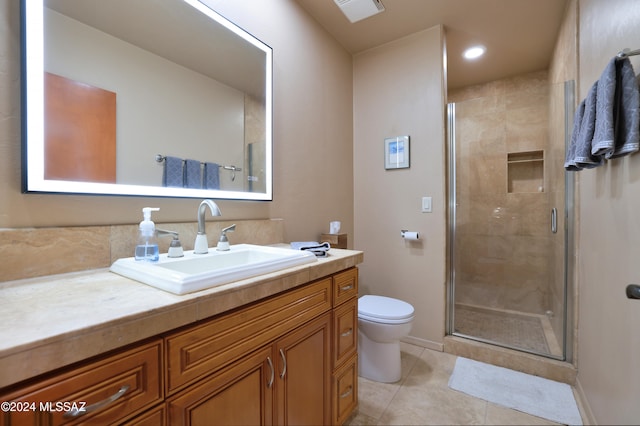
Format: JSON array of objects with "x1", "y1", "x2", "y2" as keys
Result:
[{"x1": 21, "y1": 0, "x2": 272, "y2": 200}]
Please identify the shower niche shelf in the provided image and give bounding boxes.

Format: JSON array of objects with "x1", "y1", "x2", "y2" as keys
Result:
[{"x1": 507, "y1": 150, "x2": 544, "y2": 193}]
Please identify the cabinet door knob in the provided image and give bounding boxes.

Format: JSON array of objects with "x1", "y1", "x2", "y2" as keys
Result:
[
  {"x1": 266, "y1": 356, "x2": 274, "y2": 388},
  {"x1": 340, "y1": 385, "x2": 353, "y2": 399},
  {"x1": 626, "y1": 284, "x2": 640, "y2": 299},
  {"x1": 279, "y1": 349, "x2": 287, "y2": 379},
  {"x1": 341, "y1": 328, "x2": 353, "y2": 337},
  {"x1": 63, "y1": 384, "x2": 130, "y2": 418}
]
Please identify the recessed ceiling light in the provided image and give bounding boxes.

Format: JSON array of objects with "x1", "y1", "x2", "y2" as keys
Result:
[{"x1": 463, "y1": 45, "x2": 486, "y2": 60}]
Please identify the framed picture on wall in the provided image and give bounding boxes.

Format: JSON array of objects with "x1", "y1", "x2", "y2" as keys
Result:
[{"x1": 384, "y1": 136, "x2": 410, "y2": 169}]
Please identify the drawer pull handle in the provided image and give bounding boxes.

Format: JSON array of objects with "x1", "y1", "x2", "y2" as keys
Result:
[
  {"x1": 279, "y1": 349, "x2": 287, "y2": 379},
  {"x1": 341, "y1": 328, "x2": 353, "y2": 337},
  {"x1": 63, "y1": 384, "x2": 130, "y2": 419},
  {"x1": 340, "y1": 386, "x2": 353, "y2": 399},
  {"x1": 341, "y1": 284, "x2": 354, "y2": 291},
  {"x1": 266, "y1": 356, "x2": 275, "y2": 388}
]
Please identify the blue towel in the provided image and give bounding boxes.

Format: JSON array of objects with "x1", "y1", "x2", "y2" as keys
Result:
[
  {"x1": 564, "y1": 82, "x2": 603, "y2": 170},
  {"x1": 162, "y1": 156, "x2": 184, "y2": 187},
  {"x1": 591, "y1": 56, "x2": 639, "y2": 159},
  {"x1": 611, "y1": 59, "x2": 639, "y2": 158},
  {"x1": 183, "y1": 159, "x2": 202, "y2": 188},
  {"x1": 203, "y1": 162, "x2": 220, "y2": 190}
]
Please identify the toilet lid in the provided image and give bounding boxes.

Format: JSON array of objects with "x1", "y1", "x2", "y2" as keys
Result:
[{"x1": 358, "y1": 295, "x2": 414, "y2": 322}]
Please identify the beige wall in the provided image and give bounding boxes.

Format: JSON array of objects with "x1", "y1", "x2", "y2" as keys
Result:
[
  {"x1": 0, "y1": 0, "x2": 353, "y2": 246},
  {"x1": 353, "y1": 27, "x2": 447, "y2": 349},
  {"x1": 574, "y1": 0, "x2": 640, "y2": 423}
]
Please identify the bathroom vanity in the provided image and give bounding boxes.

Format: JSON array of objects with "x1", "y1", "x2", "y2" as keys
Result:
[{"x1": 0, "y1": 248, "x2": 362, "y2": 425}]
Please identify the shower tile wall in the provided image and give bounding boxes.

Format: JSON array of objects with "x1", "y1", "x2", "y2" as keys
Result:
[{"x1": 450, "y1": 71, "x2": 551, "y2": 314}]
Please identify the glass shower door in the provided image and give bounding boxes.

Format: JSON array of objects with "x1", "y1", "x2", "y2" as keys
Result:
[{"x1": 447, "y1": 79, "x2": 574, "y2": 360}]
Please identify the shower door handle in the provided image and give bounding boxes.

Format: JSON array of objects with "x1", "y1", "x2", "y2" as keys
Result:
[{"x1": 551, "y1": 208, "x2": 557, "y2": 234}]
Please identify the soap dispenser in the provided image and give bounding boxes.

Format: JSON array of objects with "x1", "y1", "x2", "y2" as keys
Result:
[{"x1": 135, "y1": 207, "x2": 160, "y2": 262}]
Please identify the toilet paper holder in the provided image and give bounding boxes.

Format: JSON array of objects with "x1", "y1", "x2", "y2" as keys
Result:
[{"x1": 400, "y1": 230, "x2": 420, "y2": 240}]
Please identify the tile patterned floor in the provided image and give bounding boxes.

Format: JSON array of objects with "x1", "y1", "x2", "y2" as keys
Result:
[
  {"x1": 347, "y1": 343, "x2": 564, "y2": 425},
  {"x1": 454, "y1": 305, "x2": 550, "y2": 354}
]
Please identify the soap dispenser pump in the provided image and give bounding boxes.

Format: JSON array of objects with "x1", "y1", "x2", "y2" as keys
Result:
[{"x1": 135, "y1": 207, "x2": 160, "y2": 262}]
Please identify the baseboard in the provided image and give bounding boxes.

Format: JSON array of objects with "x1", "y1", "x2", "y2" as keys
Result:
[
  {"x1": 401, "y1": 335, "x2": 444, "y2": 351},
  {"x1": 574, "y1": 377, "x2": 597, "y2": 425}
]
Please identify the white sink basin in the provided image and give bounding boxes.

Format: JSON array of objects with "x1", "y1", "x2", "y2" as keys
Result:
[{"x1": 110, "y1": 244, "x2": 317, "y2": 294}]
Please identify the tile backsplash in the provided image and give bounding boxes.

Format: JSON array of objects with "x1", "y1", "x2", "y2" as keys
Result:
[{"x1": 0, "y1": 219, "x2": 284, "y2": 283}]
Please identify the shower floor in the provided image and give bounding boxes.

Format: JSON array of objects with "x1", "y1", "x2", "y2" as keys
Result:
[{"x1": 453, "y1": 304, "x2": 562, "y2": 357}]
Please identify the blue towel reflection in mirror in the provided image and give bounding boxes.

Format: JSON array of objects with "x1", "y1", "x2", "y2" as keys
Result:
[
  {"x1": 203, "y1": 162, "x2": 220, "y2": 190},
  {"x1": 159, "y1": 155, "x2": 226, "y2": 189},
  {"x1": 184, "y1": 159, "x2": 202, "y2": 189},
  {"x1": 162, "y1": 156, "x2": 184, "y2": 187}
]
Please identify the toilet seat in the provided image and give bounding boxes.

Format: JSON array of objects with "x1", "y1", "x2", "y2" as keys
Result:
[{"x1": 358, "y1": 295, "x2": 414, "y2": 324}]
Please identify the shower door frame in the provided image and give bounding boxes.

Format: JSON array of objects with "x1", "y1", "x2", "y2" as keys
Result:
[{"x1": 446, "y1": 80, "x2": 575, "y2": 362}]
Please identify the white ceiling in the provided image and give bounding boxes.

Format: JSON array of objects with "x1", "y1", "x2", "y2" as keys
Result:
[{"x1": 294, "y1": 0, "x2": 569, "y2": 90}]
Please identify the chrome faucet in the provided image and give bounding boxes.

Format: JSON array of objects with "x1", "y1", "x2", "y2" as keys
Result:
[{"x1": 194, "y1": 199, "x2": 222, "y2": 254}]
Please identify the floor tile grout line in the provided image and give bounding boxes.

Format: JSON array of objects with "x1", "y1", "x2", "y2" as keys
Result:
[{"x1": 375, "y1": 346, "x2": 425, "y2": 424}]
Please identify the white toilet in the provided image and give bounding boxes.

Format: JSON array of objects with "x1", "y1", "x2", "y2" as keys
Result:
[{"x1": 357, "y1": 295, "x2": 415, "y2": 383}]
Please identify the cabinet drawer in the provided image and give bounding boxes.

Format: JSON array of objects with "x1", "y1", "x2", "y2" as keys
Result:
[
  {"x1": 333, "y1": 299, "x2": 357, "y2": 368},
  {"x1": 165, "y1": 278, "x2": 332, "y2": 394},
  {"x1": 332, "y1": 354, "x2": 358, "y2": 426},
  {"x1": 0, "y1": 340, "x2": 162, "y2": 426},
  {"x1": 333, "y1": 268, "x2": 358, "y2": 307}
]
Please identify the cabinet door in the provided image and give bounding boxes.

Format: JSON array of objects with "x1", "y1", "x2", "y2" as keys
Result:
[
  {"x1": 333, "y1": 354, "x2": 358, "y2": 425},
  {"x1": 167, "y1": 346, "x2": 274, "y2": 426},
  {"x1": 333, "y1": 298, "x2": 358, "y2": 368},
  {"x1": 274, "y1": 313, "x2": 331, "y2": 426}
]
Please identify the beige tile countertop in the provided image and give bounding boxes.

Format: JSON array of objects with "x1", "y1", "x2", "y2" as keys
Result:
[{"x1": 0, "y1": 247, "x2": 363, "y2": 389}]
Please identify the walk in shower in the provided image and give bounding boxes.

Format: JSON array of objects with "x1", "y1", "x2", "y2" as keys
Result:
[{"x1": 447, "y1": 71, "x2": 574, "y2": 360}]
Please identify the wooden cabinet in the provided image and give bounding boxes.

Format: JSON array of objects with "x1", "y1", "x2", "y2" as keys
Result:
[
  {"x1": 333, "y1": 353, "x2": 358, "y2": 425},
  {"x1": 166, "y1": 280, "x2": 333, "y2": 426},
  {"x1": 164, "y1": 278, "x2": 332, "y2": 395},
  {"x1": 274, "y1": 313, "x2": 331, "y2": 425},
  {"x1": 0, "y1": 340, "x2": 163, "y2": 426},
  {"x1": 167, "y1": 314, "x2": 332, "y2": 426},
  {"x1": 331, "y1": 268, "x2": 359, "y2": 425},
  {"x1": 167, "y1": 346, "x2": 274, "y2": 426},
  {"x1": 0, "y1": 267, "x2": 359, "y2": 426}
]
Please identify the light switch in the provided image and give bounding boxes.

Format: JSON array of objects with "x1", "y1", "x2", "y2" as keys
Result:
[{"x1": 422, "y1": 197, "x2": 432, "y2": 213}]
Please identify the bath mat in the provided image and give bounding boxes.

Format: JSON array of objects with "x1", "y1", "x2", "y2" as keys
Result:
[{"x1": 448, "y1": 357, "x2": 582, "y2": 425}]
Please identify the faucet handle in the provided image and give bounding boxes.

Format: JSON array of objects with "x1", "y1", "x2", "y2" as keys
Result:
[
  {"x1": 157, "y1": 229, "x2": 184, "y2": 258},
  {"x1": 221, "y1": 224, "x2": 236, "y2": 235},
  {"x1": 217, "y1": 224, "x2": 236, "y2": 251}
]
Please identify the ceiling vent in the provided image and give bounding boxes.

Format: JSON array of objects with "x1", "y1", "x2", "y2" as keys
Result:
[{"x1": 334, "y1": 0, "x2": 385, "y2": 23}]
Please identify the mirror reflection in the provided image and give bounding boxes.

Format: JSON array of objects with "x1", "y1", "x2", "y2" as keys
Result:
[{"x1": 23, "y1": 0, "x2": 272, "y2": 200}]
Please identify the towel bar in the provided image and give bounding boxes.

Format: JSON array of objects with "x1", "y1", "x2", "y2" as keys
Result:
[
  {"x1": 155, "y1": 154, "x2": 242, "y2": 172},
  {"x1": 616, "y1": 48, "x2": 640, "y2": 59}
]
